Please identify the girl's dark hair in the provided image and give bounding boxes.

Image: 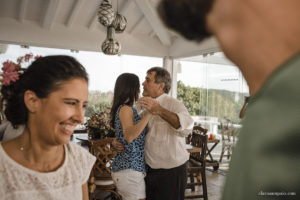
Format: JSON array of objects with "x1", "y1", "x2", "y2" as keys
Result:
[
  {"x1": 110, "y1": 73, "x2": 140, "y2": 128},
  {"x1": 0, "y1": 55, "x2": 88, "y2": 127}
]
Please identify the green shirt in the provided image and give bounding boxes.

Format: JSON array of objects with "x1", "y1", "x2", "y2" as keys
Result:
[{"x1": 222, "y1": 52, "x2": 300, "y2": 200}]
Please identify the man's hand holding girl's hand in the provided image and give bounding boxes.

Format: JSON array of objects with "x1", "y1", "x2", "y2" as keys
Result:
[{"x1": 138, "y1": 97, "x2": 161, "y2": 115}]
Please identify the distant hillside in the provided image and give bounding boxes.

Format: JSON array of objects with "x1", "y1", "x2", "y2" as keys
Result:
[
  {"x1": 85, "y1": 82, "x2": 248, "y2": 124},
  {"x1": 177, "y1": 81, "x2": 248, "y2": 124},
  {"x1": 85, "y1": 90, "x2": 113, "y2": 117}
]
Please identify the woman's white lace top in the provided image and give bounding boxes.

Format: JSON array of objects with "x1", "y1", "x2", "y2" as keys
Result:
[{"x1": 0, "y1": 142, "x2": 96, "y2": 200}]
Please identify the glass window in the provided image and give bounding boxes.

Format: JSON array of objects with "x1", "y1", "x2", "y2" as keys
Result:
[
  {"x1": 177, "y1": 52, "x2": 249, "y2": 134},
  {"x1": 0, "y1": 44, "x2": 162, "y2": 117}
]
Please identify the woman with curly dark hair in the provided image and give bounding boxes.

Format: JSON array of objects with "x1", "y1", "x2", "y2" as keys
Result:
[{"x1": 0, "y1": 55, "x2": 95, "y2": 200}]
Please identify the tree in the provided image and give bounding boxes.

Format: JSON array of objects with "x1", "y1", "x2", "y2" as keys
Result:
[
  {"x1": 85, "y1": 91, "x2": 113, "y2": 117},
  {"x1": 177, "y1": 81, "x2": 246, "y2": 124}
]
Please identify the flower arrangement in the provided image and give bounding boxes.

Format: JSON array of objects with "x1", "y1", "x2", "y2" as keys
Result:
[
  {"x1": 85, "y1": 107, "x2": 115, "y2": 139},
  {"x1": 1, "y1": 53, "x2": 42, "y2": 86}
]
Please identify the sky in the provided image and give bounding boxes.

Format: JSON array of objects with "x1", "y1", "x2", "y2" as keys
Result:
[{"x1": 0, "y1": 44, "x2": 249, "y2": 94}]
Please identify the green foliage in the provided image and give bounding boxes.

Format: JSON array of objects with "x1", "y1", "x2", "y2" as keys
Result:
[
  {"x1": 86, "y1": 82, "x2": 247, "y2": 124},
  {"x1": 85, "y1": 91, "x2": 113, "y2": 117},
  {"x1": 177, "y1": 81, "x2": 247, "y2": 124}
]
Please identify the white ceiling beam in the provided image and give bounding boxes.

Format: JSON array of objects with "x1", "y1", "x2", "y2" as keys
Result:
[
  {"x1": 0, "y1": 18, "x2": 168, "y2": 57},
  {"x1": 134, "y1": 0, "x2": 171, "y2": 46},
  {"x1": 66, "y1": 0, "x2": 85, "y2": 27},
  {"x1": 42, "y1": 0, "x2": 60, "y2": 29},
  {"x1": 170, "y1": 37, "x2": 220, "y2": 58},
  {"x1": 19, "y1": 0, "x2": 29, "y2": 23},
  {"x1": 128, "y1": 16, "x2": 144, "y2": 34},
  {"x1": 119, "y1": 0, "x2": 134, "y2": 16},
  {"x1": 149, "y1": 31, "x2": 156, "y2": 38},
  {"x1": 111, "y1": 0, "x2": 118, "y2": 11},
  {"x1": 88, "y1": 11, "x2": 98, "y2": 30}
]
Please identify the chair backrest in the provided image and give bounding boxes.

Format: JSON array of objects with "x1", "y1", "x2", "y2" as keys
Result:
[
  {"x1": 193, "y1": 125, "x2": 208, "y2": 134},
  {"x1": 222, "y1": 126, "x2": 236, "y2": 143},
  {"x1": 189, "y1": 133, "x2": 207, "y2": 164},
  {"x1": 89, "y1": 138, "x2": 116, "y2": 180},
  {"x1": 186, "y1": 125, "x2": 208, "y2": 144}
]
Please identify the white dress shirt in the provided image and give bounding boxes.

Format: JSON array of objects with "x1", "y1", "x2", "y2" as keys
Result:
[{"x1": 145, "y1": 94, "x2": 194, "y2": 169}]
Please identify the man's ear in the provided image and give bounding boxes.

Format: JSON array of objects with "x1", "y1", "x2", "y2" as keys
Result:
[
  {"x1": 159, "y1": 82, "x2": 165, "y2": 92},
  {"x1": 24, "y1": 90, "x2": 39, "y2": 113}
]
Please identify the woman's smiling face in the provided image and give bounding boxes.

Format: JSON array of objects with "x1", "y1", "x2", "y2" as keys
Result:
[{"x1": 34, "y1": 78, "x2": 88, "y2": 145}]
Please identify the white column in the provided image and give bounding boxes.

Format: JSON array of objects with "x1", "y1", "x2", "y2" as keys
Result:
[
  {"x1": 0, "y1": 44, "x2": 8, "y2": 54},
  {"x1": 163, "y1": 56, "x2": 179, "y2": 98}
]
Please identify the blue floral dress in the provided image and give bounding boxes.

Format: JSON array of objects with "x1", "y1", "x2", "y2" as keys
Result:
[{"x1": 111, "y1": 105, "x2": 147, "y2": 173}]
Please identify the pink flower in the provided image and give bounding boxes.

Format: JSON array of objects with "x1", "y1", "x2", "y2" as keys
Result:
[
  {"x1": 34, "y1": 55, "x2": 42, "y2": 60},
  {"x1": 2, "y1": 71, "x2": 19, "y2": 86},
  {"x1": 2, "y1": 61, "x2": 17, "y2": 73},
  {"x1": 24, "y1": 53, "x2": 33, "y2": 62},
  {"x1": 1, "y1": 53, "x2": 42, "y2": 86}
]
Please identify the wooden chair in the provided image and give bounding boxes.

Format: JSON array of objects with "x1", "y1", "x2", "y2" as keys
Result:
[
  {"x1": 186, "y1": 125, "x2": 208, "y2": 144},
  {"x1": 219, "y1": 126, "x2": 237, "y2": 163},
  {"x1": 191, "y1": 125, "x2": 220, "y2": 171},
  {"x1": 88, "y1": 138, "x2": 122, "y2": 200},
  {"x1": 193, "y1": 125, "x2": 208, "y2": 135},
  {"x1": 185, "y1": 133, "x2": 208, "y2": 200}
]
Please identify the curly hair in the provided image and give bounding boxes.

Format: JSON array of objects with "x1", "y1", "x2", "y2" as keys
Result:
[
  {"x1": 0, "y1": 55, "x2": 88, "y2": 127},
  {"x1": 158, "y1": 0, "x2": 215, "y2": 42}
]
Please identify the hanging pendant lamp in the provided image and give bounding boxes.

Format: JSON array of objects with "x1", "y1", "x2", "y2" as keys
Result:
[
  {"x1": 101, "y1": 26, "x2": 121, "y2": 55},
  {"x1": 111, "y1": 13, "x2": 127, "y2": 33},
  {"x1": 97, "y1": 0, "x2": 116, "y2": 27}
]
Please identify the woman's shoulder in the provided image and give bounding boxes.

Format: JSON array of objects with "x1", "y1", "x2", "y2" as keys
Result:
[
  {"x1": 116, "y1": 104, "x2": 131, "y2": 115},
  {"x1": 119, "y1": 105, "x2": 132, "y2": 111},
  {"x1": 67, "y1": 142, "x2": 92, "y2": 156},
  {"x1": 119, "y1": 105, "x2": 134, "y2": 116},
  {"x1": 66, "y1": 142, "x2": 95, "y2": 166},
  {"x1": 66, "y1": 142, "x2": 96, "y2": 184}
]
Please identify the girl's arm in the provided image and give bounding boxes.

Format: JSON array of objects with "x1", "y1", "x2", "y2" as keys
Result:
[{"x1": 119, "y1": 105, "x2": 152, "y2": 143}]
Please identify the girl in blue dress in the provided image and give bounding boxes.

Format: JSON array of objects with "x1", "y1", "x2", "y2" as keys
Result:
[{"x1": 110, "y1": 73, "x2": 152, "y2": 200}]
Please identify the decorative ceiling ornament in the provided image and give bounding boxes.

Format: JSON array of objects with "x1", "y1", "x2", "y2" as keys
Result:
[
  {"x1": 97, "y1": 0, "x2": 116, "y2": 27},
  {"x1": 111, "y1": 13, "x2": 127, "y2": 33},
  {"x1": 101, "y1": 26, "x2": 121, "y2": 55}
]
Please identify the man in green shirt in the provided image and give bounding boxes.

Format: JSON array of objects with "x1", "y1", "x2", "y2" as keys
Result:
[{"x1": 158, "y1": 0, "x2": 300, "y2": 199}]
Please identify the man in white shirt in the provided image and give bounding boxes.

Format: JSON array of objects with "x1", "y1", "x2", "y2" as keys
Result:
[{"x1": 137, "y1": 67, "x2": 194, "y2": 200}]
